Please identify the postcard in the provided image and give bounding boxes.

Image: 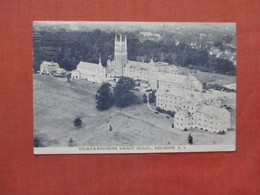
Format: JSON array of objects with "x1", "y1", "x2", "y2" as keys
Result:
[{"x1": 33, "y1": 21, "x2": 236, "y2": 154}]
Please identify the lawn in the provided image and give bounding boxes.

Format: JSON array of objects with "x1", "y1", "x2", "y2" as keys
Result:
[
  {"x1": 33, "y1": 74, "x2": 235, "y2": 147},
  {"x1": 176, "y1": 65, "x2": 236, "y2": 85}
]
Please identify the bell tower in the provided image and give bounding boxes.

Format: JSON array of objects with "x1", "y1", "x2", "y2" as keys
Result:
[{"x1": 114, "y1": 34, "x2": 127, "y2": 76}]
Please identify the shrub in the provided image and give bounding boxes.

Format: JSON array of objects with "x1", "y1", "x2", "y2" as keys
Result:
[
  {"x1": 68, "y1": 138, "x2": 74, "y2": 147},
  {"x1": 155, "y1": 107, "x2": 175, "y2": 117},
  {"x1": 73, "y1": 116, "x2": 82, "y2": 129},
  {"x1": 148, "y1": 90, "x2": 156, "y2": 103},
  {"x1": 34, "y1": 136, "x2": 44, "y2": 147}
]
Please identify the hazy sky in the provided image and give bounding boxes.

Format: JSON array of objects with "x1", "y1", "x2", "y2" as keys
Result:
[{"x1": 34, "y1": 21, "x2": 236, "y2": 33}]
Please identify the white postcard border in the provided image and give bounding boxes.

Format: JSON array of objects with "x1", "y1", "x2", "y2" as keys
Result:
[{"x1": 34, "y1": 145, "x2": 235, "y2": 154}]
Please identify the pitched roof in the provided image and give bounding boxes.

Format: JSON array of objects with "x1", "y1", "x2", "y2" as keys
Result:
[
  {"x1": 160, "y1": 86, "x2": 203, "y2": 100},
  {"x1": 224, "y1": 83, "x2": 236, "y2": 90},
  {"x1": 196, "y1": 105, "x2": 230, "y2": 119},
  {"x1": 41, "y1": 61, "x2": 59, "y2": 67},
  {"x1": 77, "y1": 61, "x2": 98, "y2": 72}
]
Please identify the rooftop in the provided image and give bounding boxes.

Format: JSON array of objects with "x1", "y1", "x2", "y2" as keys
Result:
[
  {"x1": 197, "y1": 104, "x2": 230, "y2": 119},
  {"x1": 77, "y1": 61, "x2": 99, "y2": 72}
]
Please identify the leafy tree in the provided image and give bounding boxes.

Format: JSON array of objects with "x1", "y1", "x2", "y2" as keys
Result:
[
  {"x1": 96, "y1": 83, "x2": 114, "y2": 110},
  {"x1": 149, "y1": 90, "x2": 156, "y2": 103},
  {"x1": 73, "y1": 116, "x2": 82, "y2": 129},
  {"x1": 114, "y1": 77, "x2": 138, "y2": 108},
  {"x1": 188, "y1": 133, "x2": 193, "y2": 144}
]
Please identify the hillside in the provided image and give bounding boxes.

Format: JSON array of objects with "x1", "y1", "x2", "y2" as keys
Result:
[{"x1": 33, "y1": 74, "x2": 235, "y2": 147}]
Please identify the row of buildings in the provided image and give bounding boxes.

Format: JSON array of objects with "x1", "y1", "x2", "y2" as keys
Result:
[
  {"x1": 156, "y1": 85, "x2": 231, "y2": 132},
  {"x1": 39, "y1": 34, "x2": 232, "y2": 133}
]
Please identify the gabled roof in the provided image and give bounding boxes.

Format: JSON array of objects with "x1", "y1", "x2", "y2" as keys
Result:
[
  {"x1": 196, "y1": 105, "x2": 230, "y2": 119},
  {"x1": 77, "y1": 61, "x2": 99, "y2": 72},
  {"x1": 41, "y1": 61, "x2": 59, "y2": 67}
]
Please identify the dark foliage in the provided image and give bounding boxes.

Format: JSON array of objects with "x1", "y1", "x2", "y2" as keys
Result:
[
  {"x1": 73, "y1": 116, "x2": 82, "y2": 129},
  {"x1": 33, "y1": 29, "x2": 235, "y2": 75},
  {"x1": 148, "y1": 90, "x2": 156, "y2": 103},
  {"x1": 143, "y1": 94, "x2": 148, "y2": 103},
  {"x1": 114, "y1": 77, "x2": 139, "y2": 108},
  {"x1": 156, "y1": 107, "x2": 175, "y2": 117},
  {"x1": 96, "y1": 83, "x2": 114, "y2": 110},
  {"x1": 34, "y1": 136, "x2": 44, "y2": 147}
]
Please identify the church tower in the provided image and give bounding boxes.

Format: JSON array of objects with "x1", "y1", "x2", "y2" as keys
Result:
[{"x1": 114, "y1": 34, "x2": 128, "y2": 77}]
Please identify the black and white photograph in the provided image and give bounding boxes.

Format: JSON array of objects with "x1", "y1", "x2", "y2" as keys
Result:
[{"x1": 33, "y1": 21, "x2": 236, "y2": 154}]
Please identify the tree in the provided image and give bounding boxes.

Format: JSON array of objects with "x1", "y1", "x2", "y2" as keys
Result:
[
  {"x1": 114, "y1": 77, "x2": 138, "y2": 108},
  {"x1": 34, "y1": 136, "x2": 43, "y2": 147},
  {"x1": 143, "y1": 94, "x2": 147, "y2": 103},
  {"x1": 188, "y1": 133, "x2": 193, "y2": 144},
  {"x1": 96, "y1": 83, "x2": 114, "y2": 110},
  {"x1": 73, "y1": 116, "x2": 82, "y2": 129}
]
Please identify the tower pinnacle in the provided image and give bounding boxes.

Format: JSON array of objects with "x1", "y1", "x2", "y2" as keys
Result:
[{"x1": 99, "y1": 53, "x2": 102, "y2": 65}]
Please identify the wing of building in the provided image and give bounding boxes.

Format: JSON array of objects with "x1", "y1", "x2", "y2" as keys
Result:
[{"x1": 71, "y1": 57, "x2": 106, "y2": 83}]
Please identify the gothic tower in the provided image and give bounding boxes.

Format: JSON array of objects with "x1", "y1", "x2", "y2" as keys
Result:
[{"x1": 114, "y1": 34, "x2": 127, "y2": 76}]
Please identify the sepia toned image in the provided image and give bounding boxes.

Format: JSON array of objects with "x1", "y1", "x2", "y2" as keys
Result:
[{"x1": 33, "y1": 21, "x2": 236, "y2": 154}]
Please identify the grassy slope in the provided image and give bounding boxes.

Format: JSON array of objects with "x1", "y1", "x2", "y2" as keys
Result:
[{"x1": 33, "y1": 75, "x2": 235, "y2": 147}]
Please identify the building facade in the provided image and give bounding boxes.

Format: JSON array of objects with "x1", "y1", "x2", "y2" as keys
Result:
[{"x1": 71, "y1": 56, "x2": 106, "y2": 83}]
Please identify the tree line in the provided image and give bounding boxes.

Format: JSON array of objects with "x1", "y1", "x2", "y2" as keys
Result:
[{"x1": 33, "y1": 29, "x2": 235, "y2": 75}]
